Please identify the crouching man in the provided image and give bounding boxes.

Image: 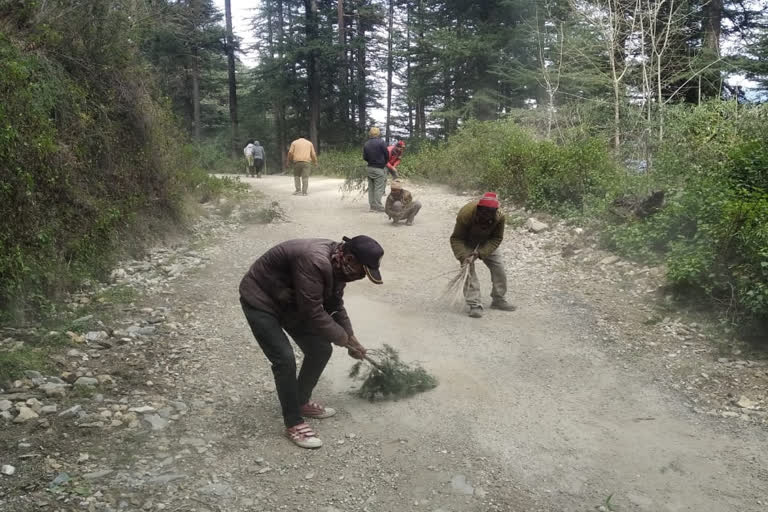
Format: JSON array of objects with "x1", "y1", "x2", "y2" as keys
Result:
[
  {"x1": 385, "y1": 180, "x2": 422, "y2": 226},
  {"x1": 239, "y1": 235, "x2": 384, "y2": 448}
]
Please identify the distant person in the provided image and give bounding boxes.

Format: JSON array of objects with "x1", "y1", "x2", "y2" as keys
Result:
[
  {"x1": 385, "y1": 180, "x2": 421, "y2": 226},
  {"x1": 287, "y1": 137, "x2": 318, "y2": 195},
  {"x1": 450, "y1": 193, "x2": 517, "y2": 318},
  {"x1": 243, "y1": 140, "x2": 256, "y2": 177},
  {"x1": 386, "y1": 140, "x2": 406, "y2": 180},
  {"x1": 252, "y1": 140, "x2": 266, "y2": 178},
  {"x1": 239, "y1": 235, "x2": 384, "y2": 448},
  {"x1": 362, "y1": 127, "x2": 388, "y2": 212}
]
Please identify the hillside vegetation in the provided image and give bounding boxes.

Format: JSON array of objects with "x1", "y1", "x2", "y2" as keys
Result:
[{"x1": 0, "y1": 1, "x2": 237, "y2": 320}]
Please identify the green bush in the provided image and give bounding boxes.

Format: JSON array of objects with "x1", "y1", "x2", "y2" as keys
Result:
[
  {"x1": 405, "y1": 119, "x2": 623, "y2": 215},
  {"x1": 604, "y1": 102, "x2": 768, "y2": 323},
  {"x1": 0, "y1": 3, "x2": 241, "y2": 321}
]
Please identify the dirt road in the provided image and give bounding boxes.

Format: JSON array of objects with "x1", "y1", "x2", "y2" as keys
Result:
[
  {"x1": 132, "y1": 174, "x2": 763, "y2": 512},
  {"x1": 9, "y1": 175, "x2": 763, "y2": 512}
]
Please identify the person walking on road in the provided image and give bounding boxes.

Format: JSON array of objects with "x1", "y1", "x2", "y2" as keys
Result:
[
  {"x1": 239, "y1": 235, "x2": 384, "y2": 449},
  {"x1": 450, "y1": 193, "x2": 517, "y2": 318},
  {"x1": 362, "y1": 127, "x2": 389, "y2": 212},
  {"x1": 287, "y1": 137, "x2": 318, "y2": 195},
  {"x1": 252, "y1": 140, "x2": 266, "y2": 178},
  {"x1": 243, "y1": 140, "x2": 256, "y2": 176},
  {"x1": 386, "y1": 140, "x2": 406, "y2": 180},
  {"x1": 385, "y1": 180, "x2": 421, "y2": 226}
]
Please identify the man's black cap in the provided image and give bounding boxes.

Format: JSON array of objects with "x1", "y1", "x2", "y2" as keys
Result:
[{"x1": 342, "y1": 235, "x2": 384, "y2": 284}]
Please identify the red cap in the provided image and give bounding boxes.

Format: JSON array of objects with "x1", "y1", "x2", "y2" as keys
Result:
[{"x1": 478, "y1": 192, "x2": 499, "y2": 209}]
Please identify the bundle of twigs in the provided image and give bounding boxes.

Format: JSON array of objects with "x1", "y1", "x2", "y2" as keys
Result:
[
  {"x1": 440, "y1": 262, "x2": 472, "y2": 310},
  {"x1": 338, "y1": 165, "x2": 369, "y2": 199},
  {"x1": 349, "y1": 345, "x2": 438, "y2": 401}
]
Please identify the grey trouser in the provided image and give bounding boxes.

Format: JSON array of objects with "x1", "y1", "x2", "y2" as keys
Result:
[
  {"x1": 293, "y1": 161, "x2": 311, "y2": 193},
  {"x1": 392, "y1": 201, "x2": 422, "y2": 223},
  {"x1": 464, "y1": 250, "x2": 507, "y2": 308},
  {"x1": 367, "y1": 166, "x2": 387, "y2": 210}
]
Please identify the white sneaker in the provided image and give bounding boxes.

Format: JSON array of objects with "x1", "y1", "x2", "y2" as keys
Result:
[{"x1": 285, "y1": 422, "x2": 323, "y2": 449}]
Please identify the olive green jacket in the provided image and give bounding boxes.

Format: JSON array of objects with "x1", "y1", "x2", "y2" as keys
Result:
[{"x1": 449, "y1": 201, "x2": 506, "y2": 261}]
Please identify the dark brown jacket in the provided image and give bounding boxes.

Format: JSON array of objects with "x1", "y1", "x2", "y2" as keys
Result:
[
  {"x1": 239, "y1": 239, "x2": 353, "y2": 346},
  {"x1": 449, "y1": 201, "x2": 506, "y2": 261}
]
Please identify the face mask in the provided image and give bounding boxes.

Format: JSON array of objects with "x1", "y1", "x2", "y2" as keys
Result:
[{"x1": 341, "y1": 259, "x2": 365, "y2": 281}]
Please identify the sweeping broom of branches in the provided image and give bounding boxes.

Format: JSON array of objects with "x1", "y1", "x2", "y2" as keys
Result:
[
  {"x1": 439, "y1": 246, "x2": 478, "y2": 310},
  {"x1": 349, "y1": 345, "x2": 438, "y2": 401},
  {"x1": 338, "y1": 164, "x2": 368, "y2": 199}
]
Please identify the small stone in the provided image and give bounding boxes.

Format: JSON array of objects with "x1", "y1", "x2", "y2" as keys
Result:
[
  {"x1": 148, "y1": 473, "x2": 187, "y2": 484},
  {"x1": 524, "y1": 218, "x2": 549, "y2": 233},
  {"x1": 73, "y1": 314, "x2": 94, "y2": 324},
  {"x1": 13, "y1": 406, "x2": 39, "y2": 423},
  {"x1": 41, "y1": 405, "x2": 58, "y2": 415},
  {"x1": 2, "y1": 464, "x2": 16, "y2": 476},
  {"x1": 305, "y1": 471, "x2": 315, "y2": 480},
  {"x1": 24, "y1": 371, "x2": 43, "y2": 380},
  {"x1": 85, "y1": 331, "x2": 108, "y2": 343},
  {"x1": 143, "y1": 414, "x2": 169, "y2": 431},
  {"x1": 96, "y1": 375, "x2": 115, "y2": 386},
  {"x1": 0, "y1": 400, "x2": 12, "y2": 411},
  {"x1": 77, "y1": 453, "x2": 90, "y2": 463},
  {"x1": 74, "y1": 377, "x2": 99, "y2": 388},
  {"x1": 25, "y1": 398, "x2": 43, "y2": 412},
  {"x1": 0, "y1": 411, "x2": 13, "y2": 421},
  {"x1": 450, "y1": 474, "x2": 474, "y2": 495},
  {"x1": 257, "y1": 467, "x2": 272, "y2": 474},
  {"x1": 67, "y1": 349, "x2": 87, "y2": 358},
  {"x1": 59, "y1": 405, "x2": 82, "y2": 418},
  {"x1": 137, "y1": 326, "x2": 156, "y2": 336},
  {"x1": 721, "y1": 411, "x2": 739, "y2": 418},
  {"x1": 83, "y1": 469, "x2": 113, "y2": 480},
  {"x1": 40, "y1": 382, "x2": 68, "y2": 397},
  {"x1": 49, "y1": 472, "x2": 71, "y2": 487},
  {"x1": 600, "y1": 255, "x2": 620, "y2": 265},
  {"x1": 736, "y1": 396, "x2": 758, "y2": 410},
  {"x1": 128, "y1": 405, "x2": 155, "y2": 414}
]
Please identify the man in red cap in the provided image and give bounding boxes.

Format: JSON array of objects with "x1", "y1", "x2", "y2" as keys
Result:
[
  {"x1": 239, "y1": 235, "x2": 383, "y2": 448},
  {"x1": 450, "y1": 193, "x2": 516, "y2": 318}
]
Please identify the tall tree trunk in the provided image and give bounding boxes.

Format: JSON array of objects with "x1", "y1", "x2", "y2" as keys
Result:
[
  {"x1": 191, "y1": 0, "x2": 201, "y2": 139},
  {"x1": 224, "y1": 0, "x2": 239, "y2": 157},
  {"x1": 406, "y1": 4, "x2": 413, "y2": 138},
  {"x1": 356, "y1": 9, "x2": 367, "y2": 132},
  {"x1": 277, "y1": 0, "x2": 288, "y2": 169},
  {"x1": 416, "y1": 0, "x2": 426, "y2": 137},
  {"x1": 337, "y1": 0, "x2": 348, "y2": 125},
  {"x1": 305, "y1": 0, "x2": 320, "y2": 151},
  {"x1": 192, "y1": 47, "x2": 201, "y2": 139},
  {"x1": 385, "y1": 0, "x2": 394, "y2": 142},
  {"x1": 701, "y1": 0, "x2": 722, "y2": 99}
]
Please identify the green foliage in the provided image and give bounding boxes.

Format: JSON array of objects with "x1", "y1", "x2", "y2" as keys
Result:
[
  {"x1": 0, "y1": 2, "x2": 241, "y2": 321},
  {"x1": 603, "y1": 102, "x2": 768, "y2": 324},
  {"x1": 405, "y1": 119, "x2": 623, "y2": 216},
  {"x1": 349, "y1": 345, "x2": 438, "y2": 401}
]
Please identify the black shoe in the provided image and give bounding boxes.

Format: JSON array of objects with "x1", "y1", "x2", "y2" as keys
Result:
[
  {"x1": 490, "y1": 300, "x2": 517, "y2": 311},
  {"x1": 468, "y1": 306, "x2": 484, "y2": 318}
]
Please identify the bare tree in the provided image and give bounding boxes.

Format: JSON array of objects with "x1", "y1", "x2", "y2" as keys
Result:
[
  {"x1": 385, "y1": 0, "x2": 394, "y2": 142},
  {"x1": 224, "y1": 0, "x2": 239, "y2": 157}
]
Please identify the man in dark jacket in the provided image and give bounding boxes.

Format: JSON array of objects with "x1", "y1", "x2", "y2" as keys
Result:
[
  {"x1": 362, "y1": 127, "x2": 389, "y2": 212},
  {"x1": 252, "y1": 141, "x2": 266, "y2": 178},
  {"x1": 450, "y1": 193, "x2": 516, "y2": 318},
  {"x1": 239, "y1": 235, "x2": 384, "y2": 449}
]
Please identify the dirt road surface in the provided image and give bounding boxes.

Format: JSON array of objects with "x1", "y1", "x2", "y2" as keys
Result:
[
  {"x1": 8, "y1": 175, "x2": 765, "y2": 512},
  {"x1": 137, "y1": 174, "x2": 763, "y2": 512}
]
